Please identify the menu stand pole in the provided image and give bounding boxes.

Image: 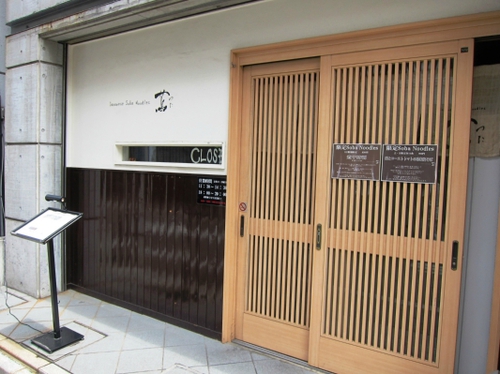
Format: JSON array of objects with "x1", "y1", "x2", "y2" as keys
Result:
[{"x1": 31, "y1": 240, "x2": 84, "y2": 353}]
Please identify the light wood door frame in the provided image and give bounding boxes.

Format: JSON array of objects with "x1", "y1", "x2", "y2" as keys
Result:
[{"x1": 223, "y1": 7, "x2": 500, "y2": 369}]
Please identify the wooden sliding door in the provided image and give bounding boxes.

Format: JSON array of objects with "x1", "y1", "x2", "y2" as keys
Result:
[
  {"x1": 235, "y1": 58, "x2": 320, "y2": 360},
  {"x1": 309, "y1": 41, "x2": 472, "y2": 373},
  {"x1": 234, "y1": 40, "x2": 472, "y2": 374}
]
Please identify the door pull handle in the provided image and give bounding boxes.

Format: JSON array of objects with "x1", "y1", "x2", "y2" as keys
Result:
[
  {"x1": 316, "y1": 224, "x2": 322, "y2": 250},
  {"x1": 451, "y1": 241, "x2": 459, "y2": 270}
]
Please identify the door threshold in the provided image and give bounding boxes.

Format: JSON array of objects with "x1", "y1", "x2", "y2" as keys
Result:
[{"x1": 232, "y1": 339, "x2": 333, "y2": 374}]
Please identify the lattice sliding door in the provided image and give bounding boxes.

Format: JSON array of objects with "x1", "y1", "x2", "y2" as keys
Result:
[
  {"x1": 235, "y1": 42, "x2": 471, "y2": 374},
  {"x1": 313, "y1": 43, "x2": 471, "y2": 374},
  {"x1": 324, "y1": 57, "x2": 453, "y2": 359},
  {"x1": 236, "y1": 59, "x2": 320, "y2": 360}
]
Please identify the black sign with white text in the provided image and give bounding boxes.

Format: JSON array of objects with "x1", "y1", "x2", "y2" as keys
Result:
[
  {"x1": 197, "y1": 177, "x2": 226, "y2": 206},
  {"x1": 332, "y1": 143, "x2": 381, "y2": 181},
  {"x1": 382, "y1": 144, "x2": 438, "y2": 184}
]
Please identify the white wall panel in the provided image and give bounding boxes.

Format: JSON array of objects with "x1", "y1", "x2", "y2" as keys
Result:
[{"x1": 66, "y1": 0, "x2": 500, "y2": 174}]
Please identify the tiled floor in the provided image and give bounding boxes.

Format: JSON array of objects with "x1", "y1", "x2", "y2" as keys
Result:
[{"x1": 0, "y1": 287, "x2": 324, "y2": 374}]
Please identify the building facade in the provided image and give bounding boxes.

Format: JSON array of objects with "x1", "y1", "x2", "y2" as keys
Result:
[{"x1": 3, "y1": 1, "x2": 500, "y2": 373}]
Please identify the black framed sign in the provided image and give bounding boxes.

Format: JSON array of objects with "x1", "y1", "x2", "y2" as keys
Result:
[
  {"x1": 331, "y1": 143, "x2": 382, "y2": 181},
  {"x1": 11, "y1": 208, "x2": 83, "y2": 244},
  {"x1": 381, "y1": 144, "x2": 438, "y2": 184},
  {"x1": 197, "y1": 177, "x2": 226, "y2": 206}
]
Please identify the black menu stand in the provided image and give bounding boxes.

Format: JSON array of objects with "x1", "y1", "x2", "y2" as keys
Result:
[{"x1": 11, "y1": 206, "x2": 83, "y2": 353}]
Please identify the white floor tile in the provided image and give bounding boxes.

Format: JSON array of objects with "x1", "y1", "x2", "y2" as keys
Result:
[
  {"x1": 163, "y1": 344, "x2": 208, "y2": 368},
  {"x1": 127, "y1": 314, "x2": 167, "y2": 332},
  {"x1": 0, "y1": 289, "x2": 325, "y2": 374},
  {"x1": 209, "y1": 362, "x2": 256, "y2": 374},
  {"x1": 122, "y1": 328, "x2": 166, "y2": 350},
  {"x1": 91, "y1": 315, "x2": 131, "y2": 334},
  {"x1": 117, "y1": 347, "x2": 164, "y2": 373},
  {"x1": 71, "y1": 351, "x2": 120, "y2": 374},
  {"x1": 205, "y1": 340, "x2": 252, "y2": 366},
  {"x1": 164, "y1": 325, "x2": 205, "y2": 347}
]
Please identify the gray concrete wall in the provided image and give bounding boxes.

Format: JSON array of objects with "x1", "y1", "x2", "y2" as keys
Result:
[
  {"x1": 0, "y1": 0, "x2": 8, "y2": 101},
  {"x1": 458, "y1": 157, "x2": 500, "y2": 374},
  {"x1": 0, "y1": 0, "x2": 9, "y2": 286},
  {"x1": 6, "y1": 0, "x2": 72, "y2": 22},
  {"x1": 4, "y1": 26, "x2": 64, "y2": 297}
]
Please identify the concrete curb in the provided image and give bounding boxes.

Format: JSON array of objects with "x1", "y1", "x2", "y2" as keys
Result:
[{"x1": 0, "y1": 334, "x2": 69, "y2": 374}]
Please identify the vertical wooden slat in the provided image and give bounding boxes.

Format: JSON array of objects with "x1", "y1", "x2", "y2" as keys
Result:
[
  {"x1": 281, "y1": 75, "x2": 293, "y2": 321},
  {"x1": 276, "y1": 240, "x2": 283, "y2": 321},
  {"x1": 356, "y1": 65, "x2": 368, "y2": 343},
  {"x1": 330, "y1": 68, "x2": 342, "y2": 337},
  {"x1": 248, "y1": 77, "x2": 260, "y2": 313},
  {"x1": 381, "y1": 63, "x2": 392, "y2": 349},
  {"x1": 295, "y1": 74, "x2": 306, "y2": 324},
  {"x1": 427, "y1": 59, "x2": 444, "y2": 360},
  {"x1": 275, "y1": 75, "x2": 286, "y2": 322},
  {"x1": 349, "y1": 66, "x2": 361, "y2": 341},
  {"x1": 375, "y1": 63, "x2": 385, "y2": 347},
  {"x1": 259, "y1": 77, "x2": 271, "y2": 316},
  {"x1": 288, "y1": 75, "x2": 299, "y2": 323},
  {"x1": 271, "y1": 76, "x2": 284, "y2": 321},
  {"x1": 385, "y1": 62, "x2": 399, "y2": 350},
  {"x1": 361, "y1": 64, "x2": 374, "y2": 345},
  {"x1": 336, "y1": 166, "x2": 347, "y2": 332},
  {"x1": 400, "y1": 61, "x2": 414, "y2": 354},
  {"x1": 254, "y1": 77, "x2": 265, "y2": 315},
  {"x1": 301, "y1": 73, "x2": 314, "y2": 326},
  {"x1": 342, "y1": 67, "x2": 355, "y2": 340},
  {"x1": 400, "y1": 63, "x2": 410, "y2": 353},
  {"x1": 413, "y1": 60, "x2": 428, "y2": 358},
  {"x1": 407, "y1": 60, "x2": 422, "y2": 356},
  {"x1": 367, "y1": 64, "x2": 380, "y2": 345},
  {"x1": 420, "y1": 59, "x2": 436, "y2": 359},
  {"x1": 265, "y1": 77, "x2": 278, "y2": 318}
]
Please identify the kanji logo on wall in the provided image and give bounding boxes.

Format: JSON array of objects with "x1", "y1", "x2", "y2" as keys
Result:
[{"x1": 154, "y1": 89, "x2": 174, "y2": 112}]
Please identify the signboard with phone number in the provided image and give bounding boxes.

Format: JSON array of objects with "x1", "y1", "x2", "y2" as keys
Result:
[{"x1": 197, "y1": 177, "x2": 226, "y2": 206}]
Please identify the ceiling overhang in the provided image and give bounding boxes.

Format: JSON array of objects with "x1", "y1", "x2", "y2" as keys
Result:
[{"x1": 8, "y1": 0, "x2": 262, "y2": 44}]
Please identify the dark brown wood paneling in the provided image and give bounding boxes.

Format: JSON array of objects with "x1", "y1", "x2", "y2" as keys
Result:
[{"x1": 65, "y1": 168, "x2": 225, "y2": 337}]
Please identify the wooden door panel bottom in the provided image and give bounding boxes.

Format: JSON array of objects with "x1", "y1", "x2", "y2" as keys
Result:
[
  {"x1": 242, "y1": 313, "x2": 309, "y2": 361},
  {"x1": 317, "y1": 337, "x2": 441, "y2": 374}
]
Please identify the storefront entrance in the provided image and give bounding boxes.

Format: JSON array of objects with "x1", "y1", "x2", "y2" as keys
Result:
[{"x1": 233, "y1": 40, "x2": 473, "y2": 373}]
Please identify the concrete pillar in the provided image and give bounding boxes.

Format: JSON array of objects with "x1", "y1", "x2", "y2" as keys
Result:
[
  {"x1": 4, "y1": 28, "x2": 64, "y2": 298},
  {"x1": 0, "y1": 0, "x2": 10, "y2": 287}
]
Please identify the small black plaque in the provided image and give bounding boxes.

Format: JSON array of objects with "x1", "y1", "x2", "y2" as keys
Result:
[
  {"x1": 332, "y1": 143, "x2": 381, "y2": 181},
  {"x1": 197, "y1": 177, "x2": 226, "y2": 206},
  {"x1": 381, "y1": 144, "x2": 438, "y2": 184}
]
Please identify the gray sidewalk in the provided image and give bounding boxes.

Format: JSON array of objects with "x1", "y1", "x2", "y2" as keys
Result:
[{"x1": 0, "y1": 287, "x2": 324, "y2": 374}]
